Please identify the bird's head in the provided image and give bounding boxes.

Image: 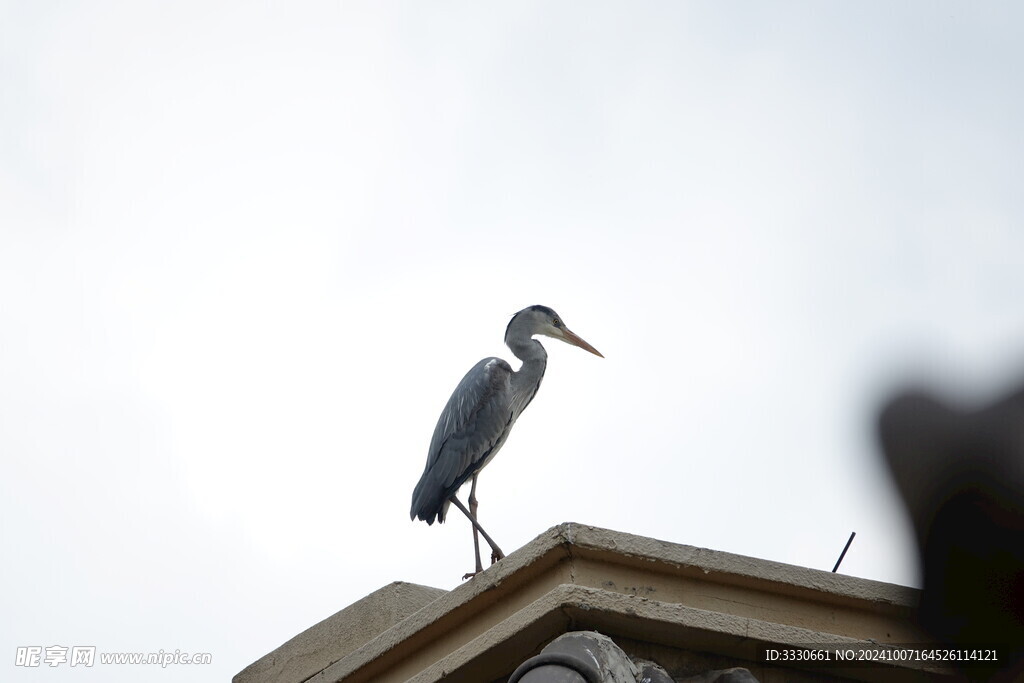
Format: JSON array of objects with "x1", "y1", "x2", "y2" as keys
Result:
[{"x1": 505, "y1": 305, "x2": 604, "y2": 357}]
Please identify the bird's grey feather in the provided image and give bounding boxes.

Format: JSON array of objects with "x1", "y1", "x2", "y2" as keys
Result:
[{"x1": 410, "y1": 357, "x2": 515, "y2": 524}]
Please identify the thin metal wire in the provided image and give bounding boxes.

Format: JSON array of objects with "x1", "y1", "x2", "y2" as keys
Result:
[{"x1": 832, "y1": 531, "x2": 856, "y2": 573}]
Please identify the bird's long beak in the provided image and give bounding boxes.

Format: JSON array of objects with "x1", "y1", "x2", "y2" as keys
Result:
[{"x1": 561, "y1": 328, "x2": 604, "y2": 358}]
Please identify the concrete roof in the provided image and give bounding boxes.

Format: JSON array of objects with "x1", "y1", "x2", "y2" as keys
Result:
[
  {"x1": 236, "y1": 522, "x2": 944, "y2": 683},
  {"x1": 235, "y1": 581, "x2": 446, "y2": 683}
]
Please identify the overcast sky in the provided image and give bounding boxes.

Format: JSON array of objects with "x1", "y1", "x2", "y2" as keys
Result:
[{"x1": 3, "y1": 2, "x2": 1024, "y2": 681}]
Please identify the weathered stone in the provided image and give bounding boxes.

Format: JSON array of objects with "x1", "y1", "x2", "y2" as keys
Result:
[
  {"x1": 510, "y1": 631, "x2": 639, "y2": 683},
  {"x1": 680, "y1": 667, "x2": 761, "y2": 683},
  {"x1": 233, "y1": 581, "x2": 444, "y2": 683},
  {"x1": 636, "y1": 660, "x2": 675, "y2": 683}
]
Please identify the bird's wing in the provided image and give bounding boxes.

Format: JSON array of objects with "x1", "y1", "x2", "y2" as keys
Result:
[{"x1": 411, "y1": 357, "x2": 514, "y2": 522}]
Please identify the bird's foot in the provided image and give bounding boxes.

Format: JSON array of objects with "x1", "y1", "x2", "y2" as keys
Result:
[
  {"x1": 461, "y1": 570, "x2": 480, "y2": 580},
  {"x1": 490, "y1": 550, "x2": 505, "y2": 564}
]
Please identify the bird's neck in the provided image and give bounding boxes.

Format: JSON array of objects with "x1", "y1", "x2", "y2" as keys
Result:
[
  {"x1": 508, "y1": 337, "x2": 547, "y2": 413},
  {"x1": 508, "y1": 336, "x2": 548, "y2": 367}
]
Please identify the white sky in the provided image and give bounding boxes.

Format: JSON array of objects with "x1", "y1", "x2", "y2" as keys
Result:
[{"x1": 3, "y1": 2, "x2": 1023, "y2": 681}]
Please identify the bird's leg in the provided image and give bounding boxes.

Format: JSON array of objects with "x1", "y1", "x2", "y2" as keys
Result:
[
  {"x1": 469, "y1": 473, "x2": 483, "y2": 575},
  {"x1": 450, "y1": 495, "x2": 505, "y2": 579},
  {"x1": 468, "y1": 475, "x2": 501, "y2": 565}
]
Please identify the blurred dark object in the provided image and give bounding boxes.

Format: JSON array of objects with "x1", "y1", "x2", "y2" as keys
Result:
[
  {"x1": 507, "y1": 631, "x2": 760, "y2": 683},
  {"x1": 878, "y1": 382, "x2": 1024, "y2": 677}
]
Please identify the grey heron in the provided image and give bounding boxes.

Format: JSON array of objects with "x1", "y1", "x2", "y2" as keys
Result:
[{"x1": 410, "y1": 305, "x2": 603, "y2": 578}]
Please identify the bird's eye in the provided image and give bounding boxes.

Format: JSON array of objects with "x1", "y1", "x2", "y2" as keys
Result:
[{"x1": 553, "y1": 318, "x2": 561, "y2": 327}]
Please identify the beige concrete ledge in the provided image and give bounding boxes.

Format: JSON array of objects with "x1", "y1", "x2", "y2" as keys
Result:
[
  {"x1": 235, "y1": 581, "x2": 446, "y2": 683},
  {"x1": 237, "y1": 522, "x2": 942, "y2": 683}
]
